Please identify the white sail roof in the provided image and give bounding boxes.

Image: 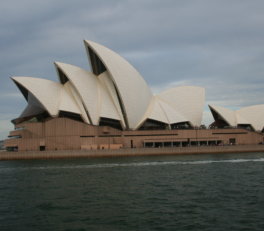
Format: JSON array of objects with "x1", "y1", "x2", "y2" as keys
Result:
[
  {"x1": 12, "y1": 77, "x2": 62, "y2": 116},
  {"x1": 237, "y1": 105, "x2": 264, "y2": 131},
  {"x1": 12, "y1": 40, "x2": 208, "y2": 131},
  {"x1": 54, "y1": 62, "x2": 124, "y2": 126},
  {"x1": 84, "y1": 40, "x2": 153, "y2": 129},
  {"x1": 209, "y1": 104, "x2": 237, "y2": 127},
  {"x1": 158, "y1": 86, "x2": 205, "y2": 127},
  {"x1": 98, "y1": 72, "x2": 125, "y2": 127},
  {"x1": 19, "y1": 92, "x2": 46, "y2": 118},
  {"x1": 142, "y1": 97, "x2": 169, "y2": 125},
  {"x1": 209, "y1": 104, "x2": 264, "y2": 131},
  {"x1": 54, "y1": 62, "x2": 99, "y2": 124},
  {"x1": 236, "y1": 114, "x2": 250, "y2": 125},
  {"x1": 12, "y1": 77, "x2": 85, "y2": 121},
  {"x1": 137, "y1": 91, "x2": 198, "y2": 129},
  {"x1": 157, "y1": 98, "x2": 188, "y2": 124},
  {"x1": 59, "y1": 82, "x2": 89, "y2": 123}
]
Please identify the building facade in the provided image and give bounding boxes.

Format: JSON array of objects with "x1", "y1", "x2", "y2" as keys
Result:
[
  {"x1": 4, "y1": 40, "x2": 264, "y2": 151},
  {"x1": 5, "y1": 117, "x2": 264, "y2": 151}
]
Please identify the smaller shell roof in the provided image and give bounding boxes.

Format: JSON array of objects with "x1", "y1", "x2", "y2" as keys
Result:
[
  {"x1": 54, "y1": 62, "x2": 125, "y2": 126},
  {"x1": 157, "y1": 98, "x2": 188, "y2": 124},
  {"x1": 54, "y1": 62, "x2": 99, "y2": 124},
  {"x1": 237, "y1": 105, "x2": 264, "y2": 131},
  {"x1": 158, "y1": 86, "x2": 205, "y2": 127},
  {"x1": 209, "y1": 104, "x2": 264, "y2": 131},
  {"x1": 209, "y1": 104, "x2": 236, "y2": 127},
  {"x1": 97, "y1": 75, "x2": 122, "y2": 121},
  {"x1": 12, "y1": 77, "x2": 61, "y2": 116},
  {"x1": 138, "y1": 93, "x2": 197, "y2": 127},
  {"x1": 98, "y1": 72, "x2": 125, "y2": 128},
  {"x1": 139, "y1": 97, "x2": 169, "y2": 126},
  {"x1": 236, "y1": 114, "x2": 249, "y2": 125},
  {"x1": 19, "y1": 92, "x2": 45, "y2": 118},
  {"x1": 59, "y1": 82, "x2": 89, "y2": 123},
  {"x1": 12, "y1": 77, "x2": 86, "y2": 121}
]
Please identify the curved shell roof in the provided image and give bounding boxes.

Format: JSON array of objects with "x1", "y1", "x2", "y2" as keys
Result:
[
  {"x1": 12, "y1": 40, "x2": 206, "y2": 130},
  {"x1": 157, "y1": 98, "x2": 188, "y2": 124},
  {"x1": 12, "y1": 77, "x2": 87, "y2": 122},
  {"x1": 237, "y1": 105, "x2": 264, "y2": 131},
  {"x1": 12, "y1": 77, "x2": 62, "y2": 116},
  {"x1": 20, "y1": 92, "x2": 46, "y2": 118},
  {"x1": 209, "y1": 104, "x2": 264, "y2": 131},
  {"x1": 84, "y1": 40, "x2": 153, "y2": 129},
  {"x1": 138, "y1": 97, "x2": 169, "y2": 126},
  {"x1": 209, "y1": 104, "x2": 236, "y2": 127},
  {"x1": 54, "y1": 62, "x2": 99, "y2": 124},
  {"x1": 137, "y1": 95, "x2": 190, "y2": 128},
  {"x1": 158, "y1": 86, "x2": 205, "y2": 127},
  {"x1": 59, "y1": 82, "x2": 89, "y2": 123},
  {"x1": 54, "y1": 62, "x2": 125, "y2": 127},
  {"x1": 97, "y1": 72, "x2": 125, "y2": 128}
]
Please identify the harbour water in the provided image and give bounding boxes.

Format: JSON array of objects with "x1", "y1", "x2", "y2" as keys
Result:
[{"x1": 0, "y1": 152, "x2": 264, "y2": 231}]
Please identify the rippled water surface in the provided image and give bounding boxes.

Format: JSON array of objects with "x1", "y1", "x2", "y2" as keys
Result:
[{"x1": 0, "y1": 152, "x2": 264, "y2": 231}]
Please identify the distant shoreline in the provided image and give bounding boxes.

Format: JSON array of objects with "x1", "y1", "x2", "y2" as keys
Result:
[{"x1": 1, "y1": 144, "x2": 264, "y2": 161}]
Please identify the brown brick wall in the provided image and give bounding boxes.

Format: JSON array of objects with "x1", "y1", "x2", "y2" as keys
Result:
[{"x1": 4, "y1": 118, "x2": 264, "y2": 151}]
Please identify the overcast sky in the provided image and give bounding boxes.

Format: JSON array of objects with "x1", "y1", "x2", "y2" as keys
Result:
[{"x1": 1, "y1": 0, "x2": 264, "y2": 139}]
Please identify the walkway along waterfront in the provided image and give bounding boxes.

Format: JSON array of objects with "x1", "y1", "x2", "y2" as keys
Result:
[{"x1": 1, "y1": 144, "x2": 264, "y2": 160}]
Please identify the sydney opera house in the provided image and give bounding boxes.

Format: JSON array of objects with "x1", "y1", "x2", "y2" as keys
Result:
[{"x1": 4, "y1": 40, "x2": 264, "y2": 151}]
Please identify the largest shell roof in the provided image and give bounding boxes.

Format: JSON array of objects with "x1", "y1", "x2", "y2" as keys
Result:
[{"x1": 12, "y1": 40, "x2": 205, "y2": 130}]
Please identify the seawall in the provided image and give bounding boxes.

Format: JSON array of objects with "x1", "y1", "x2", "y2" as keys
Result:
[{"x1": 1, "y1": 144, "x2": 264, "y2": 160}]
